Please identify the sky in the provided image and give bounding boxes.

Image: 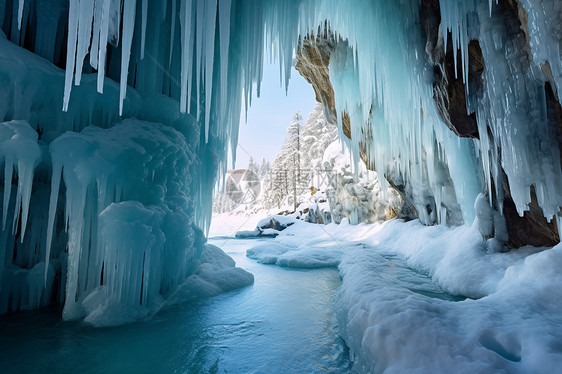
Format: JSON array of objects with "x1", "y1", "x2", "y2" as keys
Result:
[{"x1": 232, "y1": 61, "x2": 317, "y2": 169}]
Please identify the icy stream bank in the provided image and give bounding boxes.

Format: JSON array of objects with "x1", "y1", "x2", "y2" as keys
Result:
[{"x1": 250, "y1": 219, "x2": 562, "y2": 373}]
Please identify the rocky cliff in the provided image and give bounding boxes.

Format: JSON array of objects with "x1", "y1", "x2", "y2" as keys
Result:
[{"x1": 295, "y1": 2, "x2": 561, "y2": 248}]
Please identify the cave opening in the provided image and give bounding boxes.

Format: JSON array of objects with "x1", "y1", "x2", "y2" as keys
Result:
[{"x1": 1, "y1": 1, "x2": 562, "y2": 373}]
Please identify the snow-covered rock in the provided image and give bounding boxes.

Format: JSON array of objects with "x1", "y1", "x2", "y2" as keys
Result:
[{"x1": 235, "y1": 215, "x2": 297, "y2": 238}]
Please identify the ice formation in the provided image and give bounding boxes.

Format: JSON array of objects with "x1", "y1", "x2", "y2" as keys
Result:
[{"x1": 0, "y1": 0, "x2": 561, "y2": 321}]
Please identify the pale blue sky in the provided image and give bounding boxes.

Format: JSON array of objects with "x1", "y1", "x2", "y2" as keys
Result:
[{"x1": 233, "y1": 62, "x2": 317, "y2": 168}]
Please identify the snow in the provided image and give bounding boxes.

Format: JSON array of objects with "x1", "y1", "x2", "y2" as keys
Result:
[
  {"x1": 234, "y1": 229, "x2": 263, "y2": 239},
  {"x1": 208, "y1": 212, "x2": 269, "y2": 237},
  {"x1": 247, "y1": 241, "x2": 343, "y2": 268},
  {"x1": 177, "y1": 243, "x2": 254, "y2": 300},
  {"x1": 257, "y1": 215, "x2": 296, "y2": 229},
  {"x1": 244, "y1": 218, "x2": 562, "y2": 372}
]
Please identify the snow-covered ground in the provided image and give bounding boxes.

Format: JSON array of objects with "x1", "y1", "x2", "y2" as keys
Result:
[
  {"x1": 208, "y1": 211, "x2": 270, "y2": 237},
  {"x1": 211, "y1": 212, "x2": 562, "y2": 373}
]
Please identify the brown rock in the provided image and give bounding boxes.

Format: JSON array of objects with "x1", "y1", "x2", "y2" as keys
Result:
[
  {"x1": 503, "y1": 187, "x2": 560, "y2": 248},
  {"x1": 420, "y1": 0, "x2": 480, "y2": 138},
  {"x1": 295, "y1": 30, "x2": 337, "y2": 125}
]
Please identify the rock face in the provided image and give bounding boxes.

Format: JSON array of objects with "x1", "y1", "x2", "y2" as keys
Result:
[
  {"x1": 295, "y1": 2, "x2": 561, "y2": 248},
  {"x1": 296, "y1": 31, "x2": 352, "y2": 139},
  {"x1": 503, "y1": 189, "x2": 560, "y2": 248},
  {"x1": 423, "y1": 0, "x2": 560, "y2": 248},
  {"x1": 421, "y1": 0, "x2": 481, "y2": 139},
  {"x1": 296, "y1": 31, "x2": 418, "y2": 223}
]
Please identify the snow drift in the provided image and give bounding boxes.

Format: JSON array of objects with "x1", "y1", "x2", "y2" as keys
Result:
[{"x1": 247, "y1": 219, "x2": 562, "y2": 373}]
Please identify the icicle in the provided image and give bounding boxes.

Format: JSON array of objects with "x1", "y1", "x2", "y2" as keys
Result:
[
  {"x1": 218, "y1": 0, "x2": 232, "y2": 111},
  {"x1": 195, "y1": 0, "x2": 205, "y2": 121},
  {"x1": 17, "y1": 157, "x2": 37, "y2": 243},
  {"x1": 179, "y1": 0, "x2": 193, "y2": 113},
  {"x1": 96, "y1": 0, "x2": 112, "y2": 93},
  {"x1": 2, "y1": 158, "x2": 13, "y2": 230},
  {"x1": 17, "y1": 0, "x2": 24, "y2": 30},
  {"x1": 90, "y1": 0, "x2": 103, "y2": 69},
  {"x1": 204, "y1": 0, "x2": 218, "y2": 142},
  {"x1": 557, "y1": 214, "x2": 562, "y2": 242},
  {"x1": 75, "y1": 0, "x2": 95, "y2": 86},
  {"x1": 169, "y1": 0, "x2": 177, "y2": 68},
  {"x1": 119, "y1": 0, "x2": 138, "y2": 116},
  {"x1": 45, "y1": 160, "x2": 62, "y2": 285},
  {"x1": 140, "y1": 0, "x2": 148, "y2": 59},
  {"x1": 62, "y1": 0, "x2": 79, "y2": 112},
  {"x1": 62, "y1": 184, "x2": 88, "y2": 320}
]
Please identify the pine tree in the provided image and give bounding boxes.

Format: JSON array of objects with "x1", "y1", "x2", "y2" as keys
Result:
[
  {"x1": 247, "y1": 156, "x2": 258, "y2": 174},
  {"x1": 258, "y1": 158, "x2": 270, "y2": 179}
]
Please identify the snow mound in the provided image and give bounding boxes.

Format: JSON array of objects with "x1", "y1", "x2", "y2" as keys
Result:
[
  {"x1": 247, "y1": 242, "x2": 343, "y2": 268},
  {"x1": 233, "y1": 215, "x2": 298, "y2": 238},
  {"x1": 177, "y1": 244, "x2": 254, "y2": 301},
  {"x1": 257, "y1": 215, "x2": 296, "y2": 230}
]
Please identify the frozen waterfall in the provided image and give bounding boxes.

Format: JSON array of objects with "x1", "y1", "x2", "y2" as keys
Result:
[{"x1": 0, "y1": 0, "x2": 560, "y2": 322}]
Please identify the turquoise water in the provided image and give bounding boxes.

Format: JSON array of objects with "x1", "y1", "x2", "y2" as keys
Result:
[{"x1": 0, "y1": 237, "x2": 354, "y2": 373}]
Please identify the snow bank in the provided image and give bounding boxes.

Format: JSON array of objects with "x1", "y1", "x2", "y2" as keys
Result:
[
  {"x1": 259, "y1": 219, "x2": 562, "y2": 373},
  {"x1": 156, "y1": 243, "x2": 254, "y2": 303},
  {"x1": 337, "y1": 241, "x2": 562, "y2": 373}
]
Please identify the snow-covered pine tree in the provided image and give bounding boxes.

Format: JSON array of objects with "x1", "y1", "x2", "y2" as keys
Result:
[
  {"x1": 261, "y1": 105, "x2": 337, "y2": 211},
  {"x1": 247, "y1": 156, "x2": 258, "y2": 174},
  {"x1": 258, "y1": 158, "x2": 270, "y2": 180}
]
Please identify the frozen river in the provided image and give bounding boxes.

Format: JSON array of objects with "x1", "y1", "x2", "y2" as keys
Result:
[{"x1": 0, "y1": 237, "x2": 354, "y2": 373}]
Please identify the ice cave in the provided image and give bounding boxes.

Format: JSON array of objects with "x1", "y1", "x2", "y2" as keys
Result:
[{"x1": 0, "y1": 0, "x2": 561, "y2": 372}]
